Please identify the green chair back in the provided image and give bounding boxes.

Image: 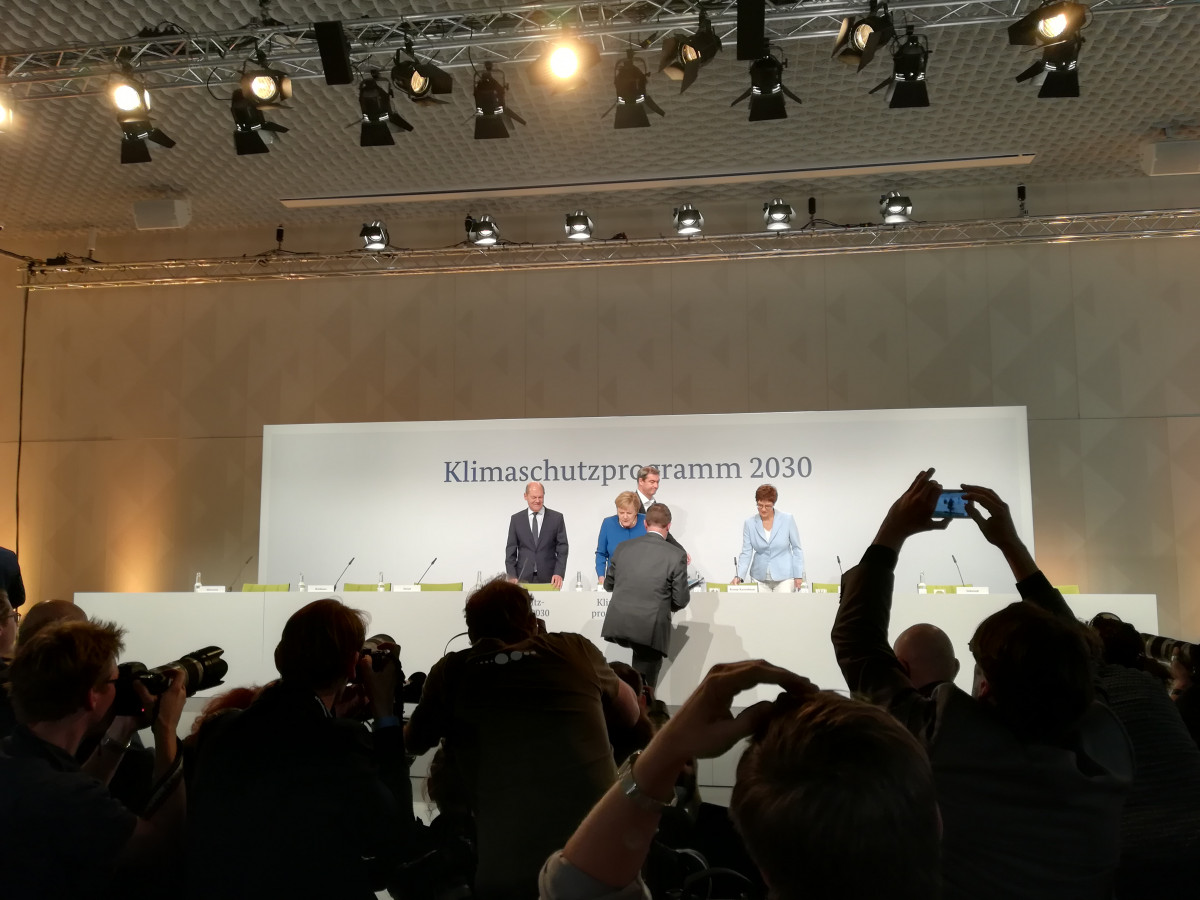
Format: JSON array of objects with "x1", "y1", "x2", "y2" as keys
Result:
[
  {"x1": 809, "y1": 582, "x2": 840, "y2": 594},
  {"x1": 242, "y1": 583, "x2": 290, "y2": 592},
  {"x1": 924, "y1": 584, "x2": 962, "y2": 594},
  {"x1": 343, "y1": 582, "x2": 392, "y2": 592},
  {"x1": 1055, "y1": 585, "x2": 1081, "y2": 594},
  {"x1": 520, "y1": 583, "x2": 556, "y2": 592},
  {"x1": 420, "y1": 583, "x2": 464, "y2": 592},
  {"x1": 703, "y1": 582, "x2": 729, "y2": 592}
]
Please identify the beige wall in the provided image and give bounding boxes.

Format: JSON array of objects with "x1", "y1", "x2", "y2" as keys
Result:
[{"x1": 1, "y1": 218, "x2": 1198, "y2": 641}]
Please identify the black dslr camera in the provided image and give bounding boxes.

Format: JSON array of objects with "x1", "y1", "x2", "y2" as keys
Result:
[
  {"x1": 362, "y1": 634, "x2": 426, "y2": 705},
  {"x1": 112, "y1": 646, "x2": 229, "y2": 716}
]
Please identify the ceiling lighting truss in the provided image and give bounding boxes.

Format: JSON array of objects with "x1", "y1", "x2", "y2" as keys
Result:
[
  {"x1": 25, "y1": 209, "x2": 1200, "y2": 291},
  {"x1": 3, "y1": 0, "x2": 1192, "y2": 100}
]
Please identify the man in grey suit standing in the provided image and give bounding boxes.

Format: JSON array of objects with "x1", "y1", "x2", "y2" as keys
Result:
[
  {"x1": 506, "y1": 481, "x2": 569, "y2": 588},
  {"x1": 601, "y1": 503, "x2": 689, "y2": 689}
]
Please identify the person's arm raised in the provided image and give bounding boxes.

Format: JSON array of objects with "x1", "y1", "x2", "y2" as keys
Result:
[
  {"x1": 556, "y1": 661, "x2": 813, "y2": 892},
  {"x1": 961, "y1": 484, "x2": 1071, "y2": 620},
  {"x1": 832, "y1": 469, "x2": 946, "y2": 731}
]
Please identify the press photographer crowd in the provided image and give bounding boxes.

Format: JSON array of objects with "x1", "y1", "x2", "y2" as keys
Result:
[{"x1": 2, "y1": 470, "x2": 1199, "y2": 900}]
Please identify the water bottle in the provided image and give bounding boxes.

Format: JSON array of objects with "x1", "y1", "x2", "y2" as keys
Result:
[
  {"x1": 377, "y1": 571, "x2": 385, "y2": 592},
  {"x1": 917, "y1": 571, "x2": 926, "y2": 594},
  {"x1": 474, "y1": 569, "x2": 484, "y2": 590},
  {"x1": 575, "y1": 571, "x2": 583, "y2": 591},
  {"x1": 298, "y1": 572, "x2": 306, "y2": 592},
  {"x1": 194, "y1": 572, "x2": 202, "y2": 592}
]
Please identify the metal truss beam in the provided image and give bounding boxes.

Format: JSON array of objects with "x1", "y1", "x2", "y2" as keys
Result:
[
  {"x1": 22, "y1": 209, "x2": 1200, "y2": 291},
  {"x1": 2, "y1": 0, "x2": 1196, "y2": 100}
]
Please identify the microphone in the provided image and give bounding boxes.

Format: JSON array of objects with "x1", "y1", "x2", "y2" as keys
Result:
[
  {"x1": 415, "y1": 557, "x2": 437, "y2": 585},
  {"x1": 732, "y1": 555, "x2": 738, "y2": 581},
  {"x1": 227, "y1": 554, "x2": 254, "y2": 592},
  {"x1": 837, "y1": 555, "x2": 843, "y2": 578},
  {"x1": 952, "y1": 554, "x2": 966, "y2": 586},
  {"x1": 332, "y1": 556, "x2": 355, "y2": 590}
]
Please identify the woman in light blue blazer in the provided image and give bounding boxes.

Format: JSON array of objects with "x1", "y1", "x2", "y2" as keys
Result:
[{"x1": 730, "y1": 484, "x2": 806, "y2": 592}]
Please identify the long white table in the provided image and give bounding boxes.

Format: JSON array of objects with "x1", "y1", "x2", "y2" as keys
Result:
[{"x1": 77, "y1": 589, "x2": 1158, "y2": 705}]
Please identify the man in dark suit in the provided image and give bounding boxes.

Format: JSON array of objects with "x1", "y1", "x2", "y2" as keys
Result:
[
  {"x1": 634, "y1": 466, "x2": 689, "y2": 563},
  {"x1": 602, "y1": 503, "x2": 689, "y2": 689},
  {"x1": 505, "y1": 481, "x2": 569, "y2": 588}
]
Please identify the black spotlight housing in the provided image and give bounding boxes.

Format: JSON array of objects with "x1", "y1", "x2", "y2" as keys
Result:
[
  {"x1": 659, "y1": 10, "x2": 723, "y2": 92},
  {"x1": 392, "y1": 40, "x2": 454, "y2": 104},
  {"x1": 731, "y1": 51, "x2": 801, "y2": 121},
  {"x1": 1015, "y1": 33, "x2": 1083, "y2": 97},
  {"x1": 870, "y1": 27, "x2": 930, "y2": 108},
  {"x1": 110, "y1": 72, "x2": 174, "y2": 164},
  {"x1": 240, "y1": 61, "x2": 292, "y2": 110},
  {"x1": 119, "y1": 122, "x2": 175, "y2": 164},
  {"x1": 832, "y1": 1, "x2": 895, "y2": 71},
  {"x1": 473, "y1": 62, "x2": 525, "y2": 140},
  {"x1": 358, "y1": 71, "x2": 413, "y2": 146},
  {"x1": 610, "y1": 50, "x2": 665, "y2": 129},
  {"x1": 230, "y1": 88, "x2": 288, "y2": 155},
  {"x1": 1007, "y1": 1, "x2": 1088, "y2": 46}
]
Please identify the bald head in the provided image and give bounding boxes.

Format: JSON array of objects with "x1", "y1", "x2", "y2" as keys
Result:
[
  {"x1": 894, "y1": 623, "x2": 959, "y2": 691},
  {"x1": 18, "y1": 599, "x2": 87, "y2": 647}
]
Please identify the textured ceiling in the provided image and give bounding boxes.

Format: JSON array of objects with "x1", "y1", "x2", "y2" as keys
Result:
[{"x1": 1, "y1": 1, "x2": 1199, "y2": 237}]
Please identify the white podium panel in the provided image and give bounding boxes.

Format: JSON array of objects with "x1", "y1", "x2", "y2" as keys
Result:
[{"x1": 77, "y1": 590, "x2": 1158, "y2": 706}]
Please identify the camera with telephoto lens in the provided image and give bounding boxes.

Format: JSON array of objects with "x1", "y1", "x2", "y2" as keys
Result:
[
  {"x1": 362, "y1": 634, "x2": 426, "y2": 704},
  {"x1": 112, "y1": 646, "x2": 229, "y2": 716},
  {"x1": 1142, "y1": 632, "x2": 1198, "y2": 674}
]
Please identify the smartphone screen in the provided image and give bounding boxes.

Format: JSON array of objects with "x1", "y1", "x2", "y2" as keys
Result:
[{"x1": 935, "y1": 490, "x2": 969, "y2": 518}]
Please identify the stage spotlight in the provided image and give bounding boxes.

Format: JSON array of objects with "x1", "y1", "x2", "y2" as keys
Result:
[
  {"x1": 659, "y1": 11, "x2": 722, "y2": 93},
  {"x1": 1009, "y1": 1, "x2": 1088, "y2": 97},
  {"x1": 673, "y1": 204, "x2": 704, "y2": 236},
  {"x1": 392, "y1": 40, "x2": 454, "y2": 104},
  {"x1": 763, "y1": 199, "x2": 795, "y2": 231},
  {"x1": 240, "y1": 58, "x2": 292, "y2": 109},
  {"x1": 606, "y1": 51, "x2": 665, "y2": 129},
  {"x1": 880, "y1": 191, "x2": 912, "y2": 224},
  {"x1": 230, "y1": 89, "x2": 288, "y2": 155},
  {"x1": 110, "y1": 72, "x2": 174, "y2": 164},
  {"x1": 466, "y1": 215, "x2": 500, "y2": 246},
  {"x1": 474, "y1": 62, "x2": 525, "y2": 140},
  {"x1": 0, "y1": 89, "x2": 14, "y2": 132},
  {"x1": 532, "y1": 39, "x2": 601, "y2": 87},
  {"x1": 359, "y1": 71, "x2": 413, "y2": 146},
  {"x1": 564, "y1": 211, "x2": 594, "y2": 240},
  {"x1": 110, "y1": 73, "x2": 151, "y2": 118},
  {"x1": 1015, "y1": 33, "x2": 1083, "y2": 97},
  {"x1": 360, "y1": 221, "x2": 389, "y2": 250},
  {"x1": 870, "y1": 27, "x2": 930, "y2": 108},
  {"x1": 1008, "y1": 1, "x2": 1088, "y2": 46},
  {"x1": 731, "y1": 50, "x2": 801, "y2": 121},
  {"x1": 832, "y1": 1, "x2": 895, "y2": 71}
]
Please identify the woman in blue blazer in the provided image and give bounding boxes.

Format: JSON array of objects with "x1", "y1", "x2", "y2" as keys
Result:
[
  {"x1": 595, "y1": 491, "x2": 647, "y2": 584},
  {"x1": 730, "y1": 484, "x2": 806, "y2": 591}
]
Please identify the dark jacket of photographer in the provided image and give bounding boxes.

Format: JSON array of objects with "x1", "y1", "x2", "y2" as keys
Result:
[
  {"x1": 185, "y1": 679, "x2": 412, "y2": 900},
  {"x1": 834, "y1": 546, "x2": 1131, "y2": 900}
]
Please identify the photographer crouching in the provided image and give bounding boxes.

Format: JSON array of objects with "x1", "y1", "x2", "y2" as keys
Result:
[
  {"x1": 185, "y1": 598, "x2": 415, "y2": 900},
  {"x1": 0, "y1": 618, "x2": 187, "y2": 900}
]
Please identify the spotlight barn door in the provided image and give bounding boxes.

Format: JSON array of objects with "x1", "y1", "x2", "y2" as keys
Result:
[{"x1": 737, "y1": 0, "x2": 767, "y2": 60}]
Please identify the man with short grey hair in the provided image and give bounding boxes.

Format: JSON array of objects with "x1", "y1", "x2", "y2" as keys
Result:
[{"x1": 506, "y1": 482, "x2": 569, "y2": 588}]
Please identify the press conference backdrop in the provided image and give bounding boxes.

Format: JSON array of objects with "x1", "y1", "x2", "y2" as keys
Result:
[{"x1": 259, "y1": 407, "x2": 1032, "y2": 593}]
